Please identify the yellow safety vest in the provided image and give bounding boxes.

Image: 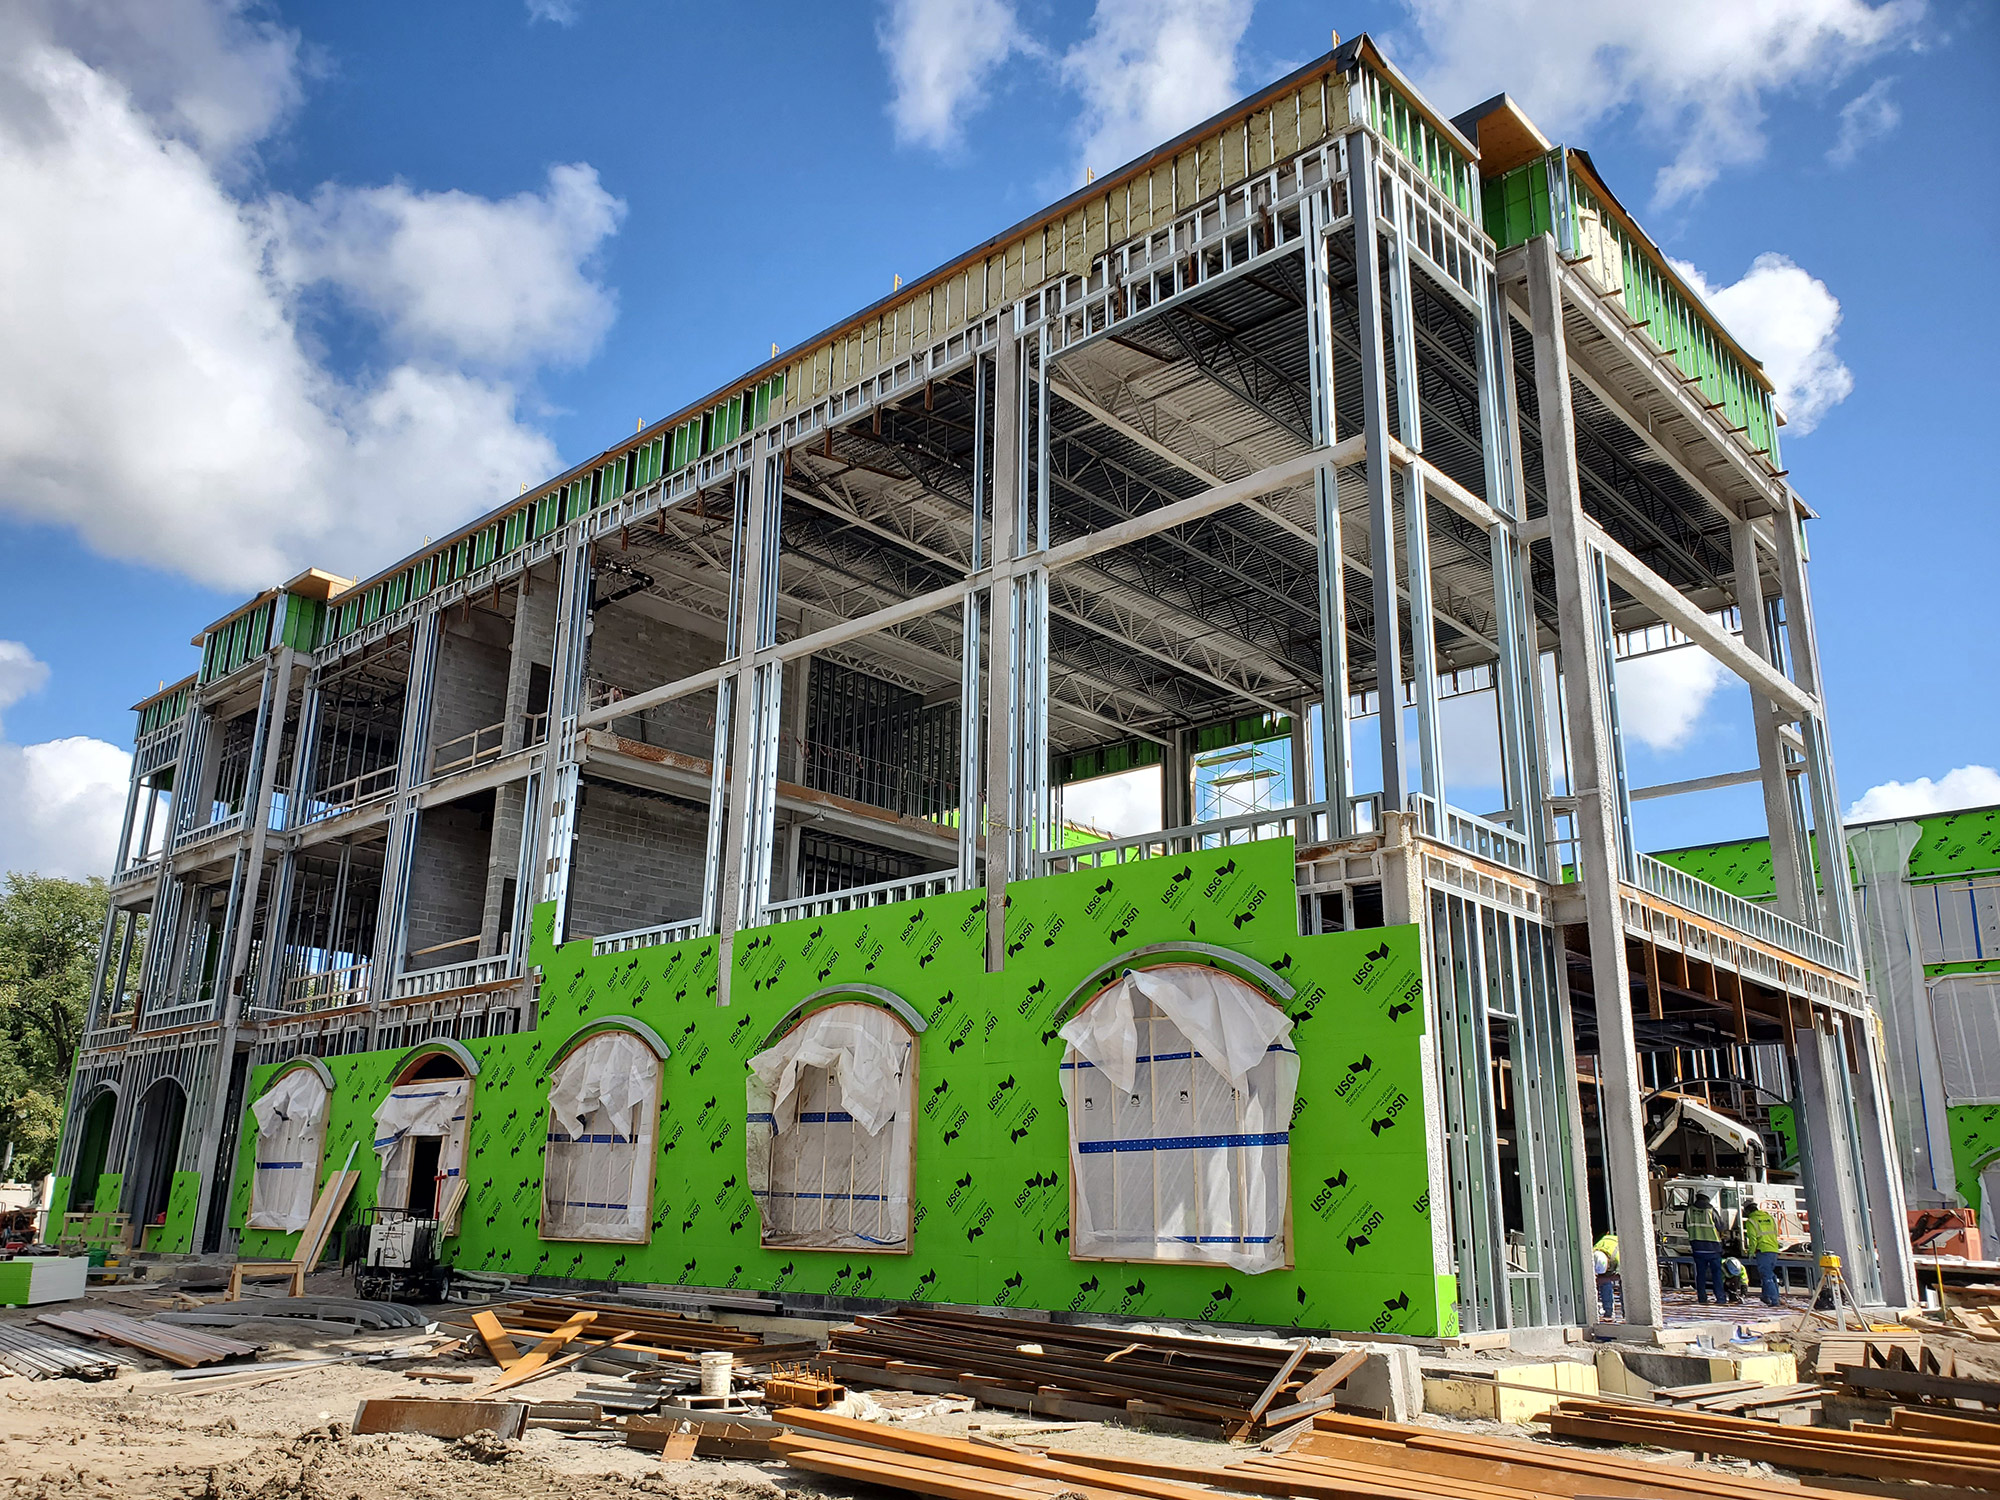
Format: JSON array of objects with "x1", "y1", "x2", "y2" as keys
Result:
[
  {"x1": 1593, "y1": 1233, "x2": 1619, "y2": 1271},
  {"x1": 1743, "y1": 1209, "x2": 1782, "y2": 1255}
]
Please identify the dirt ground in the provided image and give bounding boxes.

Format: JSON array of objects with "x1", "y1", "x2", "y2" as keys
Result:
[{"x1": 0, "y1": 1282, "x2": 1802, "y2": 1499}]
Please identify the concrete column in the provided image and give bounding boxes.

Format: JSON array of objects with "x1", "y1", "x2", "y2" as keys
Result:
[
  {"x1": 1525, "y1": 234, "x2": 1661, "y2": 1327},
  {"x1": 1349, "y1": 131, "x2": 1409, "y2": 811},
  {"x1": 1794, "y1": 1017, "x2": 1875, "y2": 1297},
  {"x1": 1731, "y1": 517, "x2": 1810, "y2": 924},
  {"x1": 1854, "y1": 1027, "x2": 1918, "y2": 1305},
  {"x1": 983, "y1": 330, "x2": 1023, "y2": 972}
]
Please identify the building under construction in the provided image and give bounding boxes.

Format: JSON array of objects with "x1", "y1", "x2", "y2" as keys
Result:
[{"x1": 53, "y1": 35, "x2": 1917, "y2": 1335}]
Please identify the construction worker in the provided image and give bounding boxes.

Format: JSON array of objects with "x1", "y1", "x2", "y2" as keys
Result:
[
  {"x1": 1720, "y1": 1256, "x2": 1750, "y2": 1303},
  {"x1": 1687, "y1": 1191, "x2": 1726, "y2": 1304},
  {"x1": 1743, "y1": 1198, "x2": 1784, "y2": 1307},
  {"x1": 1593, "y1": 1231, "x2": 1620, "y2": 1320}
]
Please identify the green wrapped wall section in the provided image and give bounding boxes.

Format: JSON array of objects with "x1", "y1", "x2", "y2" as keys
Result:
[
  {"x1": 1949, "y1": 1104, "x2": 2000, "y2": 1218},
  {"x1": 233, "y1": 842, "x2": 1455, "y2": 1335}
]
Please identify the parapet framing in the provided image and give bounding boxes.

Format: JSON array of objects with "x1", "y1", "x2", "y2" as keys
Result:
[{"x1": 55, "y1": 35, "x2": 1917, "y2": 1334}]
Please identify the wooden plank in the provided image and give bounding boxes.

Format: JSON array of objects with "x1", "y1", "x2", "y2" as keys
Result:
[
  {"x1": 1232, "y1": 1340, "x2": 1308, "y2": 1440},
  {"x1": 1888, "y1": 1408, "x2": 2000, "y2": 1441},
  {"x1": 1836, "y1": 1364, "x2": 2000, "y2": 1406},
  {"x1": 352, "y1": 1397, "x2": 526, "y2": 1440},
  {"x1": 470, "y1": 1311, "x2": 521, "y2": 1370},
  {"x1": 486, "y1": 1331, "x2": 636, "y2": 1394},
  {"x1": 486, "y1": 1310, "x2": 595, "y2": 1384},
  {"x1": 1543, "y1": 1411, "x2": 2000, "y2": 1486},
  {"x1": 1290, "y1": 1349, "x2": 1370, "y2": 1406}
]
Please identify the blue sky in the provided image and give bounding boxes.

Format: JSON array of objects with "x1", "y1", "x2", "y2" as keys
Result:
[{"x1": 0, "y1": 0, "x2": 1993, "y2": 874}]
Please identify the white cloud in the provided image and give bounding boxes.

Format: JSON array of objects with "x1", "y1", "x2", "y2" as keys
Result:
[
  {"x1": 1829, "y1": 75, "x2": 1900, "y2": 163},
  {"x1": 1061, "y1": 0, "x2": 1254, "y2": 180},
  {"x1": 1849, "y1": 765, "x2": 2000, "y2": 823},
  {"x1": 879, "y1": 0, "x2": 1030, "y2": 151},
  {"x1": 0, "y1": 2, "x2": 624, "y2": 593},
  {"x1": 266, "y1": 166, "x2": 623, "y2": 369},
  {"x1": 0, "y1": 643, "x2": 52, "y2": 738},
  {"x1": 0, "y1": 738, "x2": 132, "y2": 880},
  {"x1": 1063, "y1": 765, "x2": 1163, "y2": 838},
  {"x1": 1615, "y1": 645, "x2": 1729, "y2": 753},
  {"x1": 1398, "y1": 0, "x2": 1924, "y2": 205},
  {"x1": 526, "y1": 0, "x2": 580, "y2": 25},
  {"x1": 1675, "y1": 253, "x2": 1853, "y2": 434},
  {"x1": 0, "y1": 644, "x2": 130, "y2": 879}
]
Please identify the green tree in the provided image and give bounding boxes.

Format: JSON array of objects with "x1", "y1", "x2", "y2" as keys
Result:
[{"x1": 0, "y1": 873, "x2": 106, "y2": 1180}]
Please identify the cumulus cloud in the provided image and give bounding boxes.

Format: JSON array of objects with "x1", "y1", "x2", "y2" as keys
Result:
[
  {"x1": 0, "y1": 0, "x2": 624, "y2": 593},
  {"x1": 1829, "y1": 75, "x2": 1900, "y2": 163},
  {"x1": 879, "y1": 0, "x2": 1030, "y2": 151},
  {"x1": 1615, "y1": 645, "x2": 1730, "y2": 753},
  {"x1": 526, "y1": 0, "x2": 580, "y2": 22},
  {"x1": 1849, "y1": 765, "x2": 2000, "y2": 823},
  {"x1": 1398, "y1": 0, "x2": 1924, "y2": 205},
  {"x1": 1063, "y1": 764, "x2": 1163, "y2": 838},
  {"x1": 1675, "y1": 253, "x2": 1853, "y2": 434},
  {"x1": 1061, "y1": 0, "x2": 1254, "y2": 180},
  {"x1": 0, "y1": 644, "x2": 131, "y2": 879}
]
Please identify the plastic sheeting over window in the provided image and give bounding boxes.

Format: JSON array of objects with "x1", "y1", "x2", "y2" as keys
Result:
[
  {"x1": 542, "y1": 1031, "x2": 662, "y2": 1242},
  {"x1": 747, "y1": 1003, "x2": 914, "y2": 1251},
  {"x1": 372, "y1": 1077, "x2": 470, "y2": 1211},
  {"x1": 1060, "y1": 965, "x2": 1297, "y2": 1273},
  {"x1": 248, "y1": 1068, "x2": 329, "y2": 1231}
]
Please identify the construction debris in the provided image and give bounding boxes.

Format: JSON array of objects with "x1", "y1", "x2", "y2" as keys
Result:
[
  {"x1": 0, "y1": 1321, "x2": 129, "y2": 1380},
  {"x1": 34, "y1": 1308, "x2": 261, "y2": 1368},
  {"x1": 155, "y1": 1295, "x2": 432, "y2": 1332},
  {"x1": 351, "y1": 1396, "x2": 528, "y2": 1441},
  {"x1": 818, "y1": 1308, "x2": 1367, "y2": 1433}
]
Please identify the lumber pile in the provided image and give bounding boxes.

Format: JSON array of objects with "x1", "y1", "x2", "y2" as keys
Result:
[
  {"x1": 1538, "y1": 1394, "x2": 2000, "y2": 1488},
  {"x1": 470, "y1": 1298, "x2": 812, "y2": 1364},
  {"x1": 34, "y1": 1309, "x2": 261, "y2": 1368},
  {"x1": 764, "y1": 1406, "x2": 1881, "y2": 1500},
  {"x1": 819, "y1": 1307, "x2": 1366, "y2": 1434},
  {"x1": 1648, "y1": 1378, "x2": 1822, "y2": 1417}
]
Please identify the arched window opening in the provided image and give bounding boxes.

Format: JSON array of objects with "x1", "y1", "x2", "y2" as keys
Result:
[
  {"x1": 248, "y1": 1067, "x2": 331, "y2": 1231},
  {"x1": 70, "y1": 1089, "x2": 117, "y2": 1212},
  {"x1": 372, "y1": 1060, "x2": 470, "y2": 1219},
  {"x1": 541, "y1": 1030, "x2": 663, "y2": 1242},
  {"x1": 747, "y1": 1002, "x2": 915, "y2": 1252},
  {"x1": 126, "y1": 1079, "x2": 187, "y2": 1232},
  {"x1": 1060, "y1": 965, "x2": 1297, "y2": 1273}
]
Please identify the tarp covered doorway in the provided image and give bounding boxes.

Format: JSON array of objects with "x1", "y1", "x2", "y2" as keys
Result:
[
  {"x1": 747, "y1": 1002, "x2": 916, "y2": 1251},
  {"x1": 541, "y1": 1030, "x2": 662, "y2": 1242},
  {"x1": 372, "y1": 1059, "x2": 470, "y2": 1217},
  {"x1": 1060, "y1": 965, "x2": 1298, "y2": 1273},
  {"x1": 247, "y1": 1066, "x2": 330, "y2": 1231}
]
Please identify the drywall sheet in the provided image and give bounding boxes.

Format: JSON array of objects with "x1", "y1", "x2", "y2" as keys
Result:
[{"x1": 230, "y1": 841, "x2": 1453, "y2": 1335}]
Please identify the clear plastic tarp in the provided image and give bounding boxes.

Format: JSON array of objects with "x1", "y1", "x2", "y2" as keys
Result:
[
  {"x1": 1060, "y1": 965, "x2": 1297, "y2": 1273},
  {"x1": 372, "y1": 1076, "x2": 470, "y2": 1211},
  {"x1": 542, "y1": 1031, "x2": 662, "y2": 1241},
  {"x1": 247, "y1": 1068, "x2": 328, "y2": 1231},
  {"x1": 747, "y1": 1003, "x2": 914, "y2": 1251}
]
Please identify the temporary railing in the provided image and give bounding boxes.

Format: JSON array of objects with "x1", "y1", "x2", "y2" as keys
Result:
[
  {"x1": 111, "y1": 856, "x2": 161, "y2": 890},
  {"x1": 591, "y1": 917, "x2": 706, "y2": 956},
  {"x1": 430, "y1": 721, "x2": 507, "y2": 779},
  {"x1": 82, "y1": 1021, "x2": 132, "y2": 1052},
  {"x1": 137, "y1": 999, "x2": 218, "y2": 1032},
  {"x1": 280, "y1": 961, "x2": 372, "y2": 1013},
  {"x1": 1045, "y1": 801, "x2": 1326, "y2": 873},
  {"x1": 1408, "y1": 794, "x2": 1534, "y2": 874},
  {"x1": 172, "y1": 808, "x2": 246, "y2": 854},
  {"x1": 761, "y1": 870, "x2": 962, "y2": 926},
  {"x1": 300, "y1": 762, "x2": 399, "y2": 824},
  {"x1": 393, "y1": 953, "x2": 514, "y2": 1001},
  {"x1": 1634, "y1": 852, "x2": 1852, "y2": 976}
]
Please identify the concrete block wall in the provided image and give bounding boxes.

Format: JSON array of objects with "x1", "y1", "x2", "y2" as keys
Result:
[
  {"x1": 565, "y1": 779, "x2": 707, "y2": 937},
  {"x1": 585, "y1": 603, "x2": 726, "y2": 760},
  {"x1": 429, "y1": 608, "x2": 513, "y2": 764},
  {"x1": 403, "y1": 794, "x2": 494, "y2": 963}
]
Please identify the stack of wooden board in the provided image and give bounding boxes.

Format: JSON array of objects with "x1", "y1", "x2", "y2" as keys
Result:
[
  {"x1": 1829, "y1": 1359, "x2": 2000, "y2": 1414},
  {"x1": 765, "y1": 1407, "x2": 1881, "y2": 1500},
  {"x1": 1538, "y1": 1395, "x2": 2000, "y2": 1488},
  {"x1": 1648, "y1": 1378, "x2": 1822, "y2": 1418},
  {"x1": 471, "y1": 1299, "x2": 814, "y2": 1364},
  {"x1": 34, "y1": 1309, "x2": 261, "y2": 1368},
  {"x1": 819, "y1": 1307, "x2": 1366, "y2": 1434}
]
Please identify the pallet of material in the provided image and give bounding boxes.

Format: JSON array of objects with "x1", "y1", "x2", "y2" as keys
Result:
[
  {"x1": 0, "y1": 1322, "x2": 129, "y2": 1380},
  {"x1": 1537, "y1": 1396, "x2": 2000, "y2": 1488},
  {"x1": 1652, "y1": 1380, "x2": 1824, "y2": 1416},
  {"x1": 1813, "y1": 1333, "x2": 1936, "y2": 1376},
  {"x1": 34, "y1": 1309, "x2": 261, "y2": 1368},
  {"x1": 821, "y1": 1306, "x2": 1366, "y2": 1432},
  {"x1": 767, "y1": 1406, "x2": 1877, "y2": 1500},
  {"x1": 1832, "y1": 1361, "x2": 2000, "y2": 1408}
]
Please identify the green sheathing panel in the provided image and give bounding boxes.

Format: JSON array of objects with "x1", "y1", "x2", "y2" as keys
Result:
[
  {"x1": 230, "y1": 842, "x2": 1452, "y2": 1335},
  {"x1": 46, "y1": 1177, "x2": 71, "y2": 1225},
  {"x1": 1906, "y1": 807, "x2": 2000, "y2": 880},
  {"x1": 1649, "y1": 838, "x2": 1779, "y2": 904},
  {"x1": 232, "y1": 1051, "x2": 404, "y2": 1260},
  {"x1": 1481, "y1": 157, "x2": 1556, "y2": 249},
  {"x1": 1949, "y1": 1104, "x2": 2000, "y2": 1217},
  {"x1": 145, "y1": 1172, "x2": 203, "y2": 1253},
  {"x1": 94, "y1": 1173, "x2": 122, "y2": 1216}
]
